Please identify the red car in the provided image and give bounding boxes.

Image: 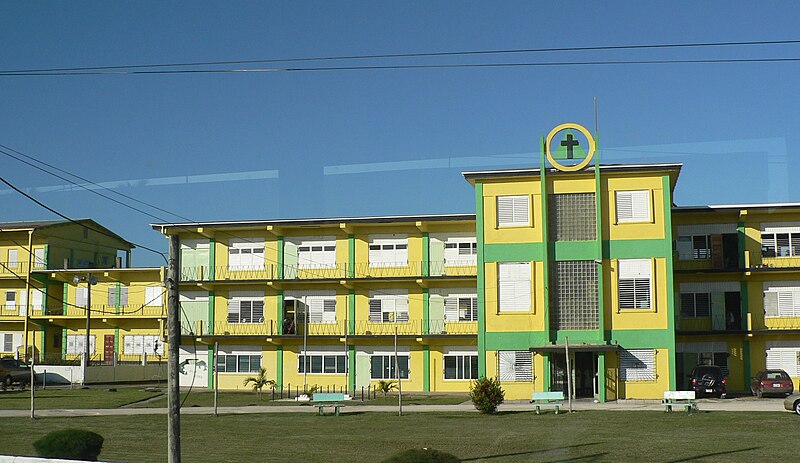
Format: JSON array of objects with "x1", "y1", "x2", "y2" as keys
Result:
[{"x1": 751, "y1": 370, "x2": 794, "y2": 398}]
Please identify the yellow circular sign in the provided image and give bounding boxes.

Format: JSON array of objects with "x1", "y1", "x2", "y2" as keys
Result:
[{"x1": 545, "y1": 123, "x2": 596, "y2": 172}]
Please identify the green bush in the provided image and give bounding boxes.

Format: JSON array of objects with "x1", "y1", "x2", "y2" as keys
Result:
[
  {"x1": 380, "y1": 448, "x2": 460, "y2": 463},
  {"x1": 470, "y1": 376, "x2": 504, "y2": 414},
  {"x1": 33, "y1": 429, "x2": 104, "y2": 461}
]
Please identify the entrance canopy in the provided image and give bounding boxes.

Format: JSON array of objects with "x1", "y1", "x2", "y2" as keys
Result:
[{"x1": 529, "y1": 343, "x2": 620, "y2": 353}]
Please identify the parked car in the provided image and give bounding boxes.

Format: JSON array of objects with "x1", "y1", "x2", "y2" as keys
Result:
[
  {"x1": 0, "y1": 357, "x2": 32, "y2": 388},
  {"x1": 689, "y1": 365, "x2": 726, "y2": 398},
  {"x1": 785, "y1": 393, "x2": 800, "y2": 415},
  {"x1": 751, "y1": 369, "x2": 794, "y2": 398}
]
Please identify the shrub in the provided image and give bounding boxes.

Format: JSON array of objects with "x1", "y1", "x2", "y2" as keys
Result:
[
  {"x1": 33, "y1": 429, "x2": 104, "y2": 461},
  {"x1": 380, "y1": 448, "x2": 460, "y2": 463},
  {"x1": 470, "y1": 376, "x2": 504, "y2": 414}
]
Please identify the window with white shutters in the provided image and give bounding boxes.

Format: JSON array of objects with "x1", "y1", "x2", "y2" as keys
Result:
[
  {"x1": 368, "y1": 235, "x2": 408, "y2": 268},
  {"x1": 763, "y1": 283, "x2": 800, "y2": 318},
  {"x1": 620, "y1": 349, "x2": 656, "y2": 381},
  {"x1": 2, "y1": 333, "x2": 12, "y2": 352},
  {"x1": 443, "y1": 352, "x2": 479, "y2": 380},
  {"x1": 108, "y1": 286, "x2": 129, "y2": 306},
  {"x1": 145, "y1": 286, "x2": 163, "y2": 307},
  {"x1": 228, "y1": 239, "x2": 265, "y2": 271},
  {"x1": 618, "y1": 259, "x2": 652, "y2": 310},
  {"x1": 227, "y1": 292, "x2": 265, "y2": 323},
  {"x1": 498, "y1": 350, "x2": 532, "y2": 382},
  {"x1": 762, "y1": 231, "x2": 800, "y2": 257},
  {"x1": 295, "y1": 237, "x2": 336, "y2": 269},
  {"x1": 7, "y1": 249, "x2": 18, "y2": 266},
  {"x1": 615, "y1": 190, "x2": 651, "y2": 223},
  {"x1": 368, "y1": 291, "x2": 409, "y2": 323},
  {"x1": 766, "y1": 344, "x2": 800, "y2": 377},
  {"x1": 680, "y1": 293, "x2": 711, "y2": 318},
  {"x1": 123, "y1": 335, "x2": 164, "y2": 355},
  {"x1": 75, "y1": 287, "x2": 88, "y2": 308},
  {"x1": 498, "y1": 262, "x2": 531, "y2": 312},
  {"x1": 445, "y1": 295, "x2": 478, "y2": 322},
  {"x1": 66, "y1": 335, "x2": 96, "y2": 355},
  {"x1": 33, "y1": 248, "x2": 45, "y2": 268},
  {"x1": 497, "y1": 195, "x2": 530, "y2": 227},
  {"x1": 444, "y1": 237, "x2": 477, "y2": 266}
]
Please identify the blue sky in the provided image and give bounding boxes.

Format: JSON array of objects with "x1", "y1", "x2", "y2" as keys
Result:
[{"x1": 1, "y1": 1, "x2": 798, "y2": 266}]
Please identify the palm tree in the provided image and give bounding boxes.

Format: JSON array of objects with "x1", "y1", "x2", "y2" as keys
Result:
[
  {"x1": 376, "y1": 380, "x2": 397, "y2": 399},
  {"x1": 242, "y1": 367, "x2": 275, "y2": 400}
]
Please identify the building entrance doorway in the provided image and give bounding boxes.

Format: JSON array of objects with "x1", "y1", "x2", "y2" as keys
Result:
[{"x1": 549, "y1": 351, "x2": 597, "y2": 399}]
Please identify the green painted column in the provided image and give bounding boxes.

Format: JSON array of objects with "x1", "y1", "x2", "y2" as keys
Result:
[
  {"x1": 61, "y1": 329, "x2": 67, "y2": 358},
  {"x1": 115, "y1": 282, "x2": 121, "y2": 314},
  {"x1": 276, "y1": 344, "x2": 284, "y2": 388},
  {"x1": 543, "y1": 355, "x2": 551, "y2": 392},
  {"x1": 40, "y1": 327, "x2": 46, "y2": 361},
  {"x1": 277, "y1": 236, "x2": 284, "y2": 279},
  {"x1": 277, "y1": 291, "x2": 284, "y2": 335},
  {"x1": 348, "y1": 344, "x2": 356, "y2": 391},
  {"x1": 594, "y1": 149, "x2": 607, "y2": 401},
  {"x1": 422, "y1": 232, "x2": 430, "y2": 277},
  {"x1": 423, "y1": 344, "x2": 430, "y2": 391},
  {"x1": 43, "y1": 244, "x2": 49, "y2": 269},
  {"x1": 475, "y1": 182, "x2": 487, "y2": 377},
  {"x1": 662, "y1": 175, "x2": 678, "y2": 390},
  {"x1": 208, "y1": 290, "x2": 215, "y2": 335},
  {"x1": 598, "y1": 352, "x2": 606, "y2": 403},
  {"x1": 114, "y1": 327, "x2": 119, "y2": 359},
  {"x1": 348, "y1": 235, "x2": 355, "y2": 278},
  {"x1": 208, "y1": 238, "x2": 216, "y2": 281},
  {"x1": 422, "y1": 288, "x2": 429, "y2": 334},
  {"x1": 62, "y1": 284, "x2": 68, "y2": 313},
  {"x1": 348, "y1": 290, "x2": 355, "y2": 335}
]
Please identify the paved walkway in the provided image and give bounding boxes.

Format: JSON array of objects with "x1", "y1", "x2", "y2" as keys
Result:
[{"x1": 0, "y1": 396, "x2": 791, "y2": 418}]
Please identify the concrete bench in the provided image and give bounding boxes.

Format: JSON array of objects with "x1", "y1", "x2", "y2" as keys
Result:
[
  {"x1": 311, "y1": 392, "x2": 346, "y2": 416},
  {"x1": 662, "y1": 391, "x2": 696, "y2": 413},
  {"x1": 530, "y1": 391, "x2": 564, "y2": 414}
]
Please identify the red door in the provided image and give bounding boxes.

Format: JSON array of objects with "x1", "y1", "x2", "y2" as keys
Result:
[{"x1": 104, "y1": 335, "x2": 115, "y2": 364}]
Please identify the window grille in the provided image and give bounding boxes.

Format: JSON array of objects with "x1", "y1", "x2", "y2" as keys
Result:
[{"x1": 550, "y1": 261, "x2": 598, "y2": 330}]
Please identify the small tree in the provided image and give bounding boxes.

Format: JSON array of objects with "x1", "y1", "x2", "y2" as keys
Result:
[
  {"x1": 33, "y1": 429, "x2": 104, "y2": 461},
  {"x1": 470, "y1": 377, "x2": 504, "y2": 414},
  {"x1": 242, "y1": 367, "x2": 275, "y2": 400},
  {"x1": 376, "y1": 380, "x2": 397, "y2": 399}
]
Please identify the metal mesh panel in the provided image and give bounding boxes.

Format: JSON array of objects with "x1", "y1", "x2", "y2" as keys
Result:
[
  {"x1": 551, "y1": 260, "x2": 598, "y2": 330},
  {"x1": 549, "y1": 193, "x2": 596, "y2": 241}
]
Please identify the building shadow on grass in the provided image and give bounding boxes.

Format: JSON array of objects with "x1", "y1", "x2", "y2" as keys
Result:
[
  {"x1": 665, "y1": 446, "x2": 760, "y2": 462},
  {"x1": 461, "y1": 442, "x2": 602, "y2": 462}
]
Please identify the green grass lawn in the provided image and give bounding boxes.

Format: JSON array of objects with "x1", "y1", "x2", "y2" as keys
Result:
[
  {"x1": 0, "y1": 411, "x2": 796, "y2": 462},
  {"x1": 0, "y1": 387, "x2": 163, "y2": 409}
]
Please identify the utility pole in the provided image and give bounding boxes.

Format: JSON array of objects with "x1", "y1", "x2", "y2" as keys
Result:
[{"x1": 167, "y1": 234, "x2": 181, "y2": 463}]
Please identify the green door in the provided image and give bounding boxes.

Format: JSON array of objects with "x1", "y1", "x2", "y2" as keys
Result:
[{"x1": 355, "y1": 353, "x2": 371, "y2": 389}]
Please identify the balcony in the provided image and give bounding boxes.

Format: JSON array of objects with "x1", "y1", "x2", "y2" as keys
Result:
[
  {"x1": 757, "y1": 256, "x2": 800, "y2": 269},
  {"x1": 181, "y1": 318, "x2": 479, "y2": 337},
  {"x1": 762, "y1": 316, "x2": 800, "y2": 331},
  {"x1": 180, "y1": 261, "x2": 477, "y2": 282},
  {"x1": 0, "y1": 261, "x2": 46, "y2": 277},
  {"x1": 31, "y1": 305, "x2": 166, "y2": 318}
]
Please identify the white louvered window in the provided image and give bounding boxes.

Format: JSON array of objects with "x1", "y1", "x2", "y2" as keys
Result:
[
  {"x1": 761, "y1": 232, "x2": 800, "y2": 257},
  {"x1": 123, "y1": 335, "x2": 164, "y2": 355},
  {"x1": 107, "y1": 286, "x2": 129, "y2": 306},
  {"x1": 445, "y1": 295, "x2": 478, "y2": 322},
  {"x1": 7, "y1": 249, "x2": 18, "y2": 267},
  {"x1": 498, "y1": 262, "x2": 531, "y2": 312},
  {"x1": 763, "y1": 284, "x2": 800, "y2": 318},
  {"x1": 615, "y1": 190, "x2": 651, "y2": 223},
  {"x1": 620, "y1": 349, "x2": 656, "y2": 381},
  {"x1": 66, "y1": 335, "x2": 96, "y2": 355},
  {"x1": 296, "y1": 237, "x2": 336, "y2": 269},
  {"x1": 676, "y1": 235, "x2": 711, "y2": 260},
  {"x1": 33, "y1": 248, "x2": 45, "y2": 268},
  {"x1": 498, "y1": 350, "x2": 532, "y2": 382},
  {"x1": 618, "y1": 259, "x2": 652, "y2": 310},
  {"x1": 766, "y1": 344, "x2": 800, "y2": 377},
  {"x1": 228, "y1": 239, "x2": 265, "y2": 271},
  {"x1": 75, "y1": 287, "x2": 88, "y2": 308},
  {"x1": 145, "y1": 286, "x2": 163, "y2": 307},
  {"x1": 680, "y1": 293, "x2": 711, "y2": 318},
  {"x1": 1, "y1": 332, "x2": 21, "y2": 353},
  {"x1": 497, "y1": 195, "x2": 530, "y2": 227},
  {"x1": 368, "y1": 291, "x2": 409, "y2": 323},
  {"x1": 227, "y1": 292, "x2": 265, "y2": 324},
  {"x1": 368, "y1": 235, "x2": 408, "y2": 268},
  {"x1": 444, "y1": 236, "x2": 477, "y2": 266}
]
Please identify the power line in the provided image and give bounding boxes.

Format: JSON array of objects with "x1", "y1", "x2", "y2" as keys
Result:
[
  {"x1": 3, "y1": 56, "x2": 800, "y2": 77},
  {"x1": 0, "y1": 175, "x2": 167, "y2": 261},
  {"x1": 2, "y1": 38, "x2": 799, "y2": 74}
]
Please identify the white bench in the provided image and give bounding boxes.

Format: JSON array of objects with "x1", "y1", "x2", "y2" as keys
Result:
[
  {"x1": 662, "y1": 391, "x2": 696, "y2": 413},
  {"x1": 311, "y1": 392, "x2": 346, "y2": 416},
  {"x1": 530, "y1": 391, "x2": 564, "y2": 414}
]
